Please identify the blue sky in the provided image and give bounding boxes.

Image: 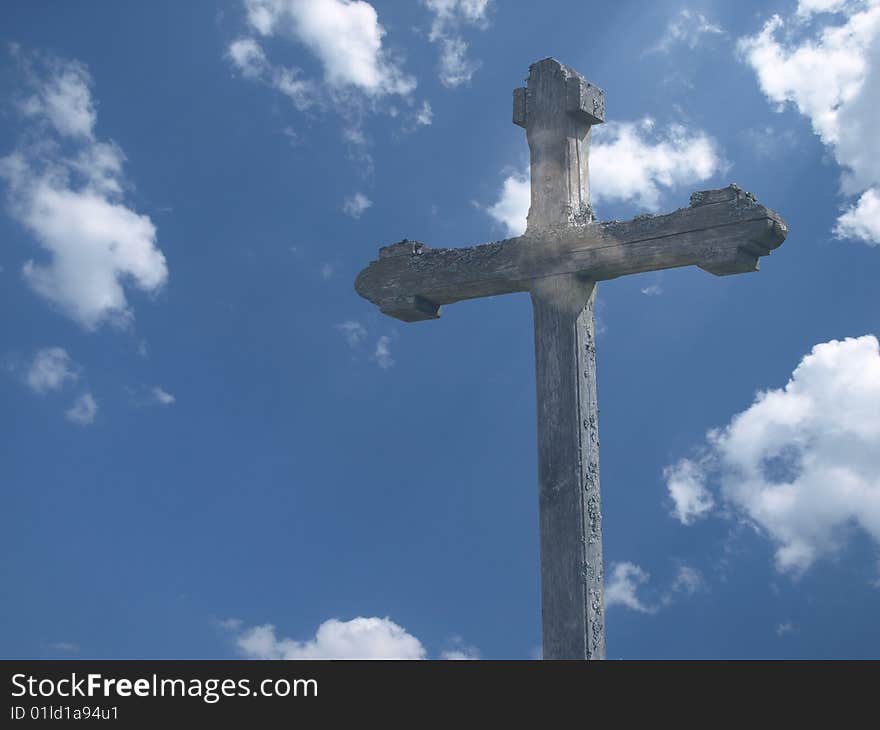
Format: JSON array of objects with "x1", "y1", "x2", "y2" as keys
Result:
[{"x1": 1, "y1": 0, "x2": 879, "y2": 659}]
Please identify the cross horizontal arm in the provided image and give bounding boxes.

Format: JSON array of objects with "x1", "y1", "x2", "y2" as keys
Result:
[{"x1": 354, "y1": 185, "x2": 788, "y2": 322}]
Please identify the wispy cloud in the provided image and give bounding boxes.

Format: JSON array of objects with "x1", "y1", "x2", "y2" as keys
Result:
[
  {"x1": 66, "y1": 391, "x2": 97, "y2": 426},
  {"x1": 605, "y1": 562, "x2": 658, "y2": 613},
  {"x1": 646, "y1": 9, "x2": 724, "y2": 55},
  {"x1": 227, "y1": 0, "x2": 423, "y2": 158},
  {"x1": 336, "y1": 320, "x2": 368, "y2": 347},
  {"x1": 151, "y1": 386, "x2": 176, "y2": 405},
  {"x1": 606, "y1": 562, "x2": 704, "y2": 613},
  {"x1": 373, "y1": 335, "x2": 394, "y2": 369},
  {"x1": 25, "y1": 347, "x2": 78, "y2": 394},
  {"x1": 423, "y1": 0, "x2": 492, "y2": 87},
  {"x1": 343, "y1": 192, "x2": 372, "y2": 219}
]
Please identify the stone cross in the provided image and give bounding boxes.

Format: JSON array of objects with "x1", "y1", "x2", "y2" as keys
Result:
[{"x1": 354, "y1": 58, "x2": 788, "y2": 659}]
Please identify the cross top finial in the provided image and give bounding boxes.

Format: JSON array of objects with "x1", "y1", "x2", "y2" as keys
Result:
[
  {"x1": 513, "y1": 58, "x2": 605, "y2": 130},
  {"x1": 513, "y1": 59, "x2": 605, "y2": 231}
]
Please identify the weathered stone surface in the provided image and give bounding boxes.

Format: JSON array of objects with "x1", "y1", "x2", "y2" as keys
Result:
[
  {"x1": 532, "y1": 276, "x2": 604, "y2": 659},
  {"x1": 354, "y1": 186, "x2": 787, "y2": 321},
  {"x1": 353, "y1": 58, "x2": 789, "y2": 660}
]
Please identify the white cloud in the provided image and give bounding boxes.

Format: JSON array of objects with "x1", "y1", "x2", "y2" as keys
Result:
[
  {"x1": 227, "y1": 37, "x2": 269, "y2": 79},
  {"x1": 336, "y1": 323, "x2": 394, "y2": 369},
  {"x1": 665, "y1": 457, "x2": 715, "y2": 525},
  {"x1": 0, "y1": 55, "x2": 168, "y2": 330},
  {"x1": 738, "y1": 1, "x2": 880, "y2": 244},
  {"x1": 336, "y1": 320, "x2": 367, "y2": 347},
  {"x1": 343, "y1": 191, "x2": 372, "y2": 218},
  {"x1": 669, "y1": 565, "x2": 703, "y2": 595},
  {"x1": 234, "y1": 617, "x2": 427, "y2": 659},
  {"x1": 151, "y1": 386, "x2": 175, "y2": 405},
  {"x1": 66, "y1": 392, "x2": 97, "y2": 426},
  {"x1": 486, "y1": 172, "x2": 530, "y2": 237},
  {"x1": 589, "y1": 119, "x2": 722, "y2": 211},
  {"x1": 236, "y1": 0, "x2": 415, "y2": 97},
  {"x1": 665, "y1": 335, "x2": 880, "y2": 576},
  {"x1": 648, "y1": 9, "x2": 724, "y2": 54},
  {"x1": 19, "y1": 59, "x2": 96, "y2": 139},
  {"x1": 605, "y1": 562, "x2": 657, "y2": 613},
  {"x1": 641, "y1": 284, "x2": 663, "y2": 296},
  {"x1": 423, "y1": 0, "x2": 491, "y2": 87},
  {"x1": 835, "y1": 187, "x2": 880, "y2": 243},
  {"x1": 776, "y1": 620, "x2": 796, "y2": 636},
  {"x1": 486, "y1": 119, "x2": 721, "y2": 235},
  {"x1": 436, "y1": 37, "x2": 476, "y2": 88},
  {"x1": 415, "y1": 100, "x2": 433, "y2": 126},
  {"x1": 26, "y1": 347, "x2": 78, "y2": 394},
  {"x1": 607, "y1": 562, "x2": 704, "y2": 612},
  {"x1": 374, "y1": 335, "x2": 394, "y2": 369},
  {"x1": 228, "y1": 37, "x2": 316, "y2": 110}
]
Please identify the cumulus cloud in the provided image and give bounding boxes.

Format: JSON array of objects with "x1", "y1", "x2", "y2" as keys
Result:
[
  {"x1": 229, "y1": 0, "x2": 415, "y2": 111},
  {"x1": 227, "y1": 617, "x2": 480, "y2": 659},
  {"x1": 589, "y1": 119, "x2": 722, "y2": 210},
  {"x1": 487, "y1": 172, "x2": 530, "y2": 237},
  {"x1": 26, "y1": 347, "x2": 78, "y2": 394},
  {"x1": 738, "y1": 0, "x2": 880, "y2": 244},
  {"x1": 835, "y1": 187, "x2": 880, "y2": 242},
  {"x1": 234, "y1": 617, "x2": 427, "y2": 659},
  {"x1": 0, "y1": 54, "x2": 168, "y2": 330},
  {"x1": 342, "y1": 192, "x2": 372, "y2": 218},
  {"x1": 66, "y1": 392, "x2": 98, "y2": 426},
  {"x1": 486, "y1": 119, "x2": 721, "y2": 235},
  {"x1": 664, "y1": 457, "x2": 715, "y2": 525},
  {"x1": 665, "y1": 335, "x2": 880, "y2": 576},
  {"x1": 423, "y1": 0, "x2": 492, "y2": 87}
]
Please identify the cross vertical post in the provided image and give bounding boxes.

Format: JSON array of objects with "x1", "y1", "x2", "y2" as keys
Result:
[{"x1": 516, "y1": 59, "x2": 606, "y2": 659}]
